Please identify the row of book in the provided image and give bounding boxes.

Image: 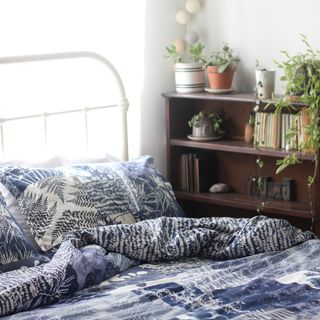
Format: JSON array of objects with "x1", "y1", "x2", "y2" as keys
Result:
[
  {"x1": 179, "y1": 153, "x2": 212, "y2": 192},
  {"x1": 254, "y1": 111, "x2": 309, "y2": 150}
]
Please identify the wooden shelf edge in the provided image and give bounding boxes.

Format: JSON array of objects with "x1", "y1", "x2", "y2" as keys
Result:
[
  {"x1": 162, "y1": 92, "x2": 258, "y2": 103},
  {"x1": 170, "y1": 138, "x2": 315, "y2": 161},
  {"x1": 162, "y1": 92, "x2": 307, "y2": 107},
  {"x1": 174, "y1": 190, "x2": 312, "y2": 219}
]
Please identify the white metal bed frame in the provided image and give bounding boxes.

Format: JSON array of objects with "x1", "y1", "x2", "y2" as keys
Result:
[{"x1": 0, "y1": 51, "x2": 129, "y2": 160}]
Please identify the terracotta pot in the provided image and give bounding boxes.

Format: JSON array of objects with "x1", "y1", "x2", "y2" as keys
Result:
[
  {"x1": 301, "y1": 107, "x2": 314, "y2": 153},
  {"x1": 207, "y1": 65, "x2": 235, "y2": 90},
  {"x1": 287, "y1": 94, "x2": 301, "y2": 103}
]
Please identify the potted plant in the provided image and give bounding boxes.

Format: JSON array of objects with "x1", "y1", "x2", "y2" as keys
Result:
[
  {"x1": 188, "y1": 111, "x2": 224, "y2": 139},
  {"x1": 270, "y1": 35, "x2": 320, "y2": 227},
  {"x1": 165, "y1": 42, "x2": 205, "y2": 93},
  {"x1": 255, "y1": 59, "x2": 276, "y2": 99},
  {"x1": 274, "y1": 35, "x2": 320, "y2": 168},
  {"x1": 205, "y1": 43, "x2": 240, "y2": 90},
  {"x1": 275, "y1": 36, "x2": 319, "y2": 103}
]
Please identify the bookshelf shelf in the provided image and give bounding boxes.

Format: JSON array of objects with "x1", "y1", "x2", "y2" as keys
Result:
[
  {"x1": 164, "y1": 91, "x2": 319, "y2": 235},
  {"x1": 171, "y1": 138, "x2": 314, "y2": 161},
  {"x1": 174, "y1": 190, "x2": 311, "y2": 219}
]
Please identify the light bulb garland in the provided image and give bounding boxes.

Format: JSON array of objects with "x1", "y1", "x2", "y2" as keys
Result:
[
  {"x1": 165, "y1": 0, "x2": 205, "y2": 94},
  {"x1": 185, "y1": 30, "x2": 199, "y2": 45},
  {"x1": 186, "y1": 0, "x2": 201, "y2": 14},
  {"x1": 174, "y1": 0, "x2": 202, "y2": 59},
  {"x1": 176, "y1": 10, "x2": 191, "y2": 25}
]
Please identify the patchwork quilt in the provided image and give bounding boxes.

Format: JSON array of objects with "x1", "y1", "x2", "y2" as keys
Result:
[{"x1": 0, "y1": 215, "x2": 318, "y2": 319}]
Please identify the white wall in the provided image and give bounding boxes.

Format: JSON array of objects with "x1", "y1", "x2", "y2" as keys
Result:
[
  {"x1": 142, "y1": 0, "x2": 320, "y2": 175},
  {"x1": 202, "y1": 0, "x2": 320, "y2": 94},
  {"x1": 141, "y1": 0, "x2": 184, "y2": 174},
  {"x1": 2, "y1": 1, "x2": 318, "y2": 174},
  {"x1": 0, "y1": 0, "x2": 182, "y2": 173},
  {"x1": 0, "y1": 0, "x2": 145, "y2": 161}
]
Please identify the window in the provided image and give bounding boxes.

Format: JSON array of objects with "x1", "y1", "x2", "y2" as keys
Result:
[{"x1": 0, "y1": 1, "x2": 145, "y2": 160}]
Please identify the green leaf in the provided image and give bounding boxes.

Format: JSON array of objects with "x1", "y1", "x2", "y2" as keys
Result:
[{"x1": 218, "y1": 63, "x2": 230, "y2": 73}]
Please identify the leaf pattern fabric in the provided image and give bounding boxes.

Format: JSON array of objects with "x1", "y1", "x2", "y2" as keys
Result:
[
  {"x1": 0, "y1": 199, "x2": 44, "y2": 273},
  {"x1": 0, "y1": 156, "x2": 184, "y2": 251},
  {"x1": 0, "y1": 215, "x2": 316, "y2": 317}
]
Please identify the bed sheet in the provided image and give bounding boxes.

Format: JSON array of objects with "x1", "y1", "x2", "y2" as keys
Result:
[{"x1": 5, "y1": 239, "x2": 320, "y2": 320}]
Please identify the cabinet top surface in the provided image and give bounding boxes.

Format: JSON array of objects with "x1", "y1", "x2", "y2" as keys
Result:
[
  {"x1": 162, "y1": 92, "x2": 261, "y2": 103},
  {"x1": 162, "y1": 92, "x2": 305, "y2": 106}
]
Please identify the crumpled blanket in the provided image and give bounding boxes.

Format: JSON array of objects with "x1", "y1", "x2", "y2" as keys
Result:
[{"x1": 0, "y1": 215, "x2": 315, "y2": 317}]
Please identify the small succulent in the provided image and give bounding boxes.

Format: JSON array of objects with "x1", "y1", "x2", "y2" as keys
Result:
[
  {"x1": 205, "y1": 43, "x2": 240, "y2": 73},
  {"x1": 188, "y1": 111, "x2": 224, "y2": 134},
  {"x1": 165, "y1": 42, "x2": 205, "y2": 64}
]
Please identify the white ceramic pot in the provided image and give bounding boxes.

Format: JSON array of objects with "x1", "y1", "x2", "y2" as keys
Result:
[
  {"x1": 175, "y1": 62, "x2": 205, "y2": 93},
  {"x1": 255, "y1": 69, "x2": 276, "y2": 99},
  {"x1": 192, "y1": 118, "x2": 213, "y2": 137}
]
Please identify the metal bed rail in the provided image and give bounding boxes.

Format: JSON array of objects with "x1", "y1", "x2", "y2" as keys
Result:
[{"x1": 0, "y1": 51, "x2": 129, "y2": 160}]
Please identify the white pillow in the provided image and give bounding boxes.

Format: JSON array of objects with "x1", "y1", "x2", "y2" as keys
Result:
[
  {"x1": 0, "y1": 152, "x2": 118, "y2": 168},
  {"x1": 58, "y1": 152, "x2": 118, "y2": 166},
  {"x1": 0, "y1": 155, "x2": 62, "y2": 168}
]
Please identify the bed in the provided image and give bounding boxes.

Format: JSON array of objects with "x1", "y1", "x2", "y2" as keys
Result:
[{"x1": 0, "y1": 52, "x2": 319, "y2": 320}]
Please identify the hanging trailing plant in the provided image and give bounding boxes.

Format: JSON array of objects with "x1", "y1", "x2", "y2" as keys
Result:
[
  {"x1": 270, "y1": 34, "x2": 320, "y2": 228},
  {"x1": 273, "y1": 35, "x2": 320, "y2": 180},
  {"x1": 252, "y1": 97, "x2": 266, "y2": 213}
]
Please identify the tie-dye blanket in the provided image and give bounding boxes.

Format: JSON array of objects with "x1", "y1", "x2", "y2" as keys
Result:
[{"x1": 0, "y1": 216, "x2": 315, "y2": 317}]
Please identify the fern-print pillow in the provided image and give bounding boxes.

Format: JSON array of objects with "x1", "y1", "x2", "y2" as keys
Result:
[
  {"x1": 2, "y1": 156, "x2": 184, "y2": 251},
  {"x1": 19, "y1": 175, "x2": 138, "y2": 251},
  {"x1": 0, "y1": 199, "x2": 42, "y2": 272}
]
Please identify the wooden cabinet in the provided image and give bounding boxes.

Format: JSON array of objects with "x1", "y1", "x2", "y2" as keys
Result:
[{"x1": 163, "y1": 92, "x2": 320, "y2": 236}]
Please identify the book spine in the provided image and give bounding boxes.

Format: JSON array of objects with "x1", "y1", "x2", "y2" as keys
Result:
[{"x1": 195, "y1": 157, "x2": 200, "y2": 193}]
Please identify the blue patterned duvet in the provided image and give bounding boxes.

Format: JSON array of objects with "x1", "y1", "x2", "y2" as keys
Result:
[{"x1": 1, "y1": 216, "x2": 320, "y2": 319}]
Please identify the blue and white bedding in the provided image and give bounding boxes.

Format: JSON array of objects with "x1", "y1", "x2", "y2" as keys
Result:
[
  {"x1": 5, "y1": 239, "x2": 320, "y2": 320},
  {"x1": 0, "y1": 215, "x2": 318, "y2": 319},
  {"x1": 0, "y1": 156, "x2": 319, "y2": 319},
  {"x1": 0, "y1": 156, "x2": 184, "y2": 252}
]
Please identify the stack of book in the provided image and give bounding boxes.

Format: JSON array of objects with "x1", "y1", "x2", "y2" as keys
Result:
[
  {"x1": 179, "y1": 153, "x2": 213, "y2": 192},
  {"x1": 254, "y1": 111, "x2": 306, "y2": 150}
]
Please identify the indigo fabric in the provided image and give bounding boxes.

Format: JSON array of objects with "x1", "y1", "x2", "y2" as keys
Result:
[
  {"x1": 0, "y1": 215, "x2": 315, "y2": 317},
  {"x1": 0, "y1": 156, "x2": 184, "y2": 251},
  {"x1": 0, "y1": 199, "x2": 43, "y2": 273}
]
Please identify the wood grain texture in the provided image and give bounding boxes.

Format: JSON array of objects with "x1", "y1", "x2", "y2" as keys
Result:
[{"x1": 164, "y1": 92, "x2": 318, "y2": 235}]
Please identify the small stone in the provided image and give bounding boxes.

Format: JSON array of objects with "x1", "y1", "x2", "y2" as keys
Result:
[{"x1": 209, "y1": 183, "x2": 230, "y2": 193}]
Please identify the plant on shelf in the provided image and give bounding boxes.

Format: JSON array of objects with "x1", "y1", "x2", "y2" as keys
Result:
[
  {"x1": 165, "y1": 42, "x2": 206, "y2": 93},
  {"x1": 251, "y1": 97, "x2": 267, "y2": 213},
  {"x1": 188, "y1": 111, "x2": 224, "y2": 138},
  {"x1": 271, "y1": 34, "x2": 320, "y2": 228},
  {"x1": 165, "y1": 0, "x2": 204, "y2": 93},
  {"x1": 275, "y1": 35, "x2": 320, "y2": 102},
  {"x1": 165, "y1": 42, "x2": 205, "y2": 64},
  {"x1": 205, "y1": 43, "x2": 240, "y2": 90},
  {"x1": 255, "y1": 59, "x2": 276, "y2": 99}
]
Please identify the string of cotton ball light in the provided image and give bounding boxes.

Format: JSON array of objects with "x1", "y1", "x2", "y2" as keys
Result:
[{"x1": 174, "y1": 0, "x2": 201, "y2": 55}]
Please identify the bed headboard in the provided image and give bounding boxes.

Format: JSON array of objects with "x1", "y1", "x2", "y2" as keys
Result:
[{"x1": 0, "y1": 51, "x2": 129, "y2": 161}]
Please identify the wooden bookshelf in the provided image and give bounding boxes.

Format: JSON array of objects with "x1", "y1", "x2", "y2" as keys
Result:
[
  {"x1": 163, "y1": 91, "x2": 319, "y2": 235},
  {"x1": 170, "y1": 138, "x2": 314, "y2": 161},
  {"x1": 174, "y1": 191, "x2": 311, "y2": 218}
]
